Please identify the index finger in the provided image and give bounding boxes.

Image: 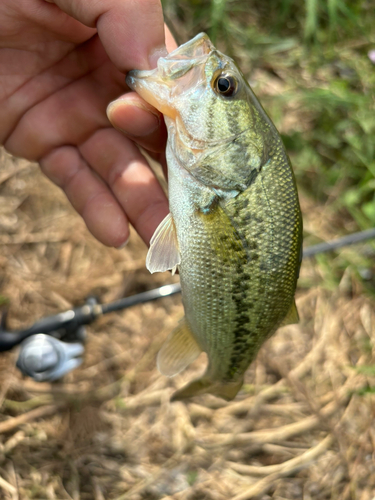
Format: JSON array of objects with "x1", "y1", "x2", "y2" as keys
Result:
[{"x1": 47, "y1": 0, "x2": 167, "y2": 70}]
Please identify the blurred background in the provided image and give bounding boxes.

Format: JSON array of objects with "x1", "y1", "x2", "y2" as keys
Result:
[
  {"x1": 0, "y1": 1, "x2": 374, "y2": 499},
  {"x1": 163, "y1": 0, "x2": 375, "y2": 293}
]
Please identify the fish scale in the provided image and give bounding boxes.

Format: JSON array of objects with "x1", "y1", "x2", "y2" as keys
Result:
[{"x1": 126, "y1": 33, "x2": 302, "y2": 400}]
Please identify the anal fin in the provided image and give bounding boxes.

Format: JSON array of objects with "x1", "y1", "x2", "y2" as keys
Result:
[
  {"x1": 171, "y1": 375, "x2": 244, "y2": 402},
  {"x1": 157, "y1": 318, "x2": 201, "y2": 377}
]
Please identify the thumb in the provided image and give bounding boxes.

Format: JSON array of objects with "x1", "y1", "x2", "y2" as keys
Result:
[{"x1": 44, "y1": 0, "x2": 167, "y2": 70}]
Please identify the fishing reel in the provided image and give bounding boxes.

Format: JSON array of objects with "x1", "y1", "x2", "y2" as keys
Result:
[
  {"x1": 0, "y1": 285, "x2": 181, "y2": 382},
  {"x1": 16, "y1": 334, "x2": 85, "y2": 382},
  {"x1": 0, "y1": 296, "x2": 100, "y2": 382}
]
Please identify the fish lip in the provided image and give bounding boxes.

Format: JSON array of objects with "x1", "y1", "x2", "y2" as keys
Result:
[
  {"x1": 126, "y1": 69, "x2": 156, "y2": 90},
  {"x1": 125, "y1": 33, "x2": 217, "y2": 119},
  {"x1": 126, "y1": 32, "x2": 214, "y2": 89},
  {"x1": 125, "y1": 67, "x2": 173, "y2": 117}
]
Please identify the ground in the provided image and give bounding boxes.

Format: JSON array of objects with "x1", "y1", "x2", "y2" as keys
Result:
[{"x1": 0, "y1": 147, "x2": 375, "y2": 500}]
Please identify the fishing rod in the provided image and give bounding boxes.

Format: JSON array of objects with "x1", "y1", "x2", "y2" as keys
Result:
[
  {"x1": 0, "y1": 284, "x2": 182, "y2": 353},
  {"x1": 1, "y1": 284, "x2": 181, "y2": 382},
  {"x1": 1, "y1": 228, "x2": 374, "y2": 381}
]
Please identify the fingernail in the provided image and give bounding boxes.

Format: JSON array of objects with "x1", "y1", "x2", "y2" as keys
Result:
[
  {"x1": 117, "y1": 237, "x2": 129, "y2": 249},
  {"x1": 107, "y1": 99, "x2": 160, "y2": 137},
  {"x1": 148, "y1": 45, "x2": 168, "y2": 69}
]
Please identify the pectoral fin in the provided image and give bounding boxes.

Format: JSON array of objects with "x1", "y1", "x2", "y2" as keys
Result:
[
  {"x1": 157, "y1": 318, "x2": 201, "y2": 377},
  {"x1": 146, "y1": 213, "x2": 181, "y2": 275},
  {"x1": 279, "y1": 300, "x2": 299, "y2": 327}
]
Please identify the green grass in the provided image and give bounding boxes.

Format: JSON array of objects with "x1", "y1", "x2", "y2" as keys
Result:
[
  {"x1": 162, "y1": 0, "x2": 375, "y2": 292},
  {"x1": 0, "y1": 295, "x2": 9, "y2": 306}
]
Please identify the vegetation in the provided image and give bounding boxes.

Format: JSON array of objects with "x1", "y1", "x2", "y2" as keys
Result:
[{"x1": 163, "y1": 0, "x2": 375, "y2": 292}]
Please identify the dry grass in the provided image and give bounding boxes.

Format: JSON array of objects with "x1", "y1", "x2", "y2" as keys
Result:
[{"x1": 0, "y1": 147, "x2": 375, "y2": 500}]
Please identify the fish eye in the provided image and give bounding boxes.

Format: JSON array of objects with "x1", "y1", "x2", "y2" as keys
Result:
[{"x1": 214, "y1": 73, "x2": 238, "y2": 97}]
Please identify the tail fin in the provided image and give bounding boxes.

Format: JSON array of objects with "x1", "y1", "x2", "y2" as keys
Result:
[{"x1": 171, "y1": 375, "x2": 244, "y2": 402}]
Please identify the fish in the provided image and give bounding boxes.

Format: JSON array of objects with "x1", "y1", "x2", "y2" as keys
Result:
[{"x1": 126, "y1": 33, "x2": 302, "y2": 401}]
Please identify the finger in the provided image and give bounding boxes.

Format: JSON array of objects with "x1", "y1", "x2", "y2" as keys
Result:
[
  {"x1": 1, "y1": 36, "x2": 112, "y2": 145},
  {"x1": 40, "y1": 145, "x2": 130, "y2": 248},
  {"x1": 107, "y1": 93, "x2": 167, "y2": 153},
  {"x1": 47, "y1": 0, "x2": 167, "y2": 70},
  {"x1": 165, "y1": 25, "x2": 178, "y2": 53},
  {"x1": 12, "y1": 0, "x2": 96, "y2": 43},
  {"x1": 105, "y1": 25, "x2": 177, "y2": 155},
  {"x1": 79, "y1": 127, "x2": 169, "y2": 244},
  {"x1": 5, "y1": 58, "x2": 124, "y2": 160}
]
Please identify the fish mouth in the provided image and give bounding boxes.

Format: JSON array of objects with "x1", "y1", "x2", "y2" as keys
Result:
[
  {"x1": 126, "y1": 67, "x2": 172, "y2": 116},
  {"x1": 126, "y1": 33, "x2": 214, "y2": 118}
]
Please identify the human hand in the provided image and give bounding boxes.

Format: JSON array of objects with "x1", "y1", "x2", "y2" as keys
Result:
[{"x1": 1, "y1": 0, "x2": 177, "y2": 247}]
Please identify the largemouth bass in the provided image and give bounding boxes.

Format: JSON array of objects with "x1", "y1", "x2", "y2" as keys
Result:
[{"x1": 126, "y1": 33, "x2": 302, "y2": 401}]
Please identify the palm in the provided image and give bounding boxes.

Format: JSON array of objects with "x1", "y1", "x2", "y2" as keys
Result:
[{"x1": 0, "y1": 0, "x2": 171, "y2": 247}]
